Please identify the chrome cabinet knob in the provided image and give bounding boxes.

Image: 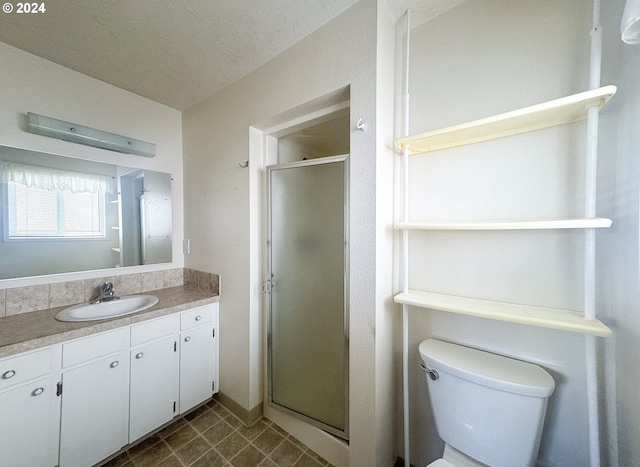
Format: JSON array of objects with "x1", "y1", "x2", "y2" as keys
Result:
[
  {"x1": 135, "y1": 352, "x2": 144, "y2": 359},
  {"x1": 195, "y1": 315, "x2": 202, "y2": 321},
  {"x1": 110, "y1": 361, "x2": 119, "y2": 368},
  {"x1": 32, "y1": 387, "x2": 44, "y2": 396},
  {"x1": 184, "y1": 336, "x2": 191, "y2": 342},
  {"x1": 2, "y1": 370, "x2": 16, "y2": 379}
]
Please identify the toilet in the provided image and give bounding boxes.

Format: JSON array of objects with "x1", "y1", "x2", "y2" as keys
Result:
[{"x1": 418, "y1": 339, "x2": 555, "y2": 467}]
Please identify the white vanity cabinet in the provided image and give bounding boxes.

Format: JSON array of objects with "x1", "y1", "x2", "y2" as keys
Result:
[
  {"x1": 129, "y1": 314, "x2": 180, "y2": 442},
  {"x1": 0, "y1": 299, "x2": 219, "y2": 467},
  {"x1": 0, "y1": 347, "x2": 61, "y2": 467},
  {"x1": 179, "y1": 303, "x2": 219, "y2": 414},
  {"x1": 58, "y1": 328, "x2": 130, "y2": 467}
]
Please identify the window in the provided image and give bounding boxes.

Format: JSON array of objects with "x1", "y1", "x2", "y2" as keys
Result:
[{"x1": 6, "y1": 181, "x2": 106, "y2": 239}]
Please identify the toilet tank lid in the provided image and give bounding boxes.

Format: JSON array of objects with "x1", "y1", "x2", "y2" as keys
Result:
[{"x1": 419, "y1": 339, "x2": 555, "y2": 398}]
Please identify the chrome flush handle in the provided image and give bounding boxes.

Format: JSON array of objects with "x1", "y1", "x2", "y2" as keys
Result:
[{"x1": 419, "y1": 362, "x2": 439, "y2": 381}]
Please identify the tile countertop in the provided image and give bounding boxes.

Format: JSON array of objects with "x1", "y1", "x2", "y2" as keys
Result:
[{"x1": 0, "y1": 285, "x2": 219, "y2": 359}]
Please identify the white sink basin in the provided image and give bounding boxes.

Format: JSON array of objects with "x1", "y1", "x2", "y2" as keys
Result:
[{"x1": 55, "y1": 295, "x2": 159, "y2": 322}]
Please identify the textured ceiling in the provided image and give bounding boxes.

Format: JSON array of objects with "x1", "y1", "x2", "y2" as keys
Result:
[{"x1": 0, "y1": 0, "x2": 464, "y2": 110}]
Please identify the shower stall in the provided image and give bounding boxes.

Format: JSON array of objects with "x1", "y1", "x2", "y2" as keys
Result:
[{"x1": 266, "y1": 154, "x2": 349, "y2": 440}]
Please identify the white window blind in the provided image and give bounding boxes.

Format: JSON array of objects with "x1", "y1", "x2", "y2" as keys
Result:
[
  {"x1": 2, "y1": 160, "x2": 110, "y2": 239},
  {"x1": 7, "y1": 182, "x2": 106, "y2": 238}
]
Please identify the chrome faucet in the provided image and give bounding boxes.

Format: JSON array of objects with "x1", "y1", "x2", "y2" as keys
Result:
[{"x1": 90, "y1": 282, "x2": 120, "y2": 304}]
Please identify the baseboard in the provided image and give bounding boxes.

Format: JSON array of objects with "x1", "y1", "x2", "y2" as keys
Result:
[{"x1": 215, "y1": 392, "x2": 263, "y2": 427}]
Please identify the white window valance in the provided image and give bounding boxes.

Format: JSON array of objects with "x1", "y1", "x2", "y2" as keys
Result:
[{"x1": 0, "y1": 160, "x2": 115, "y2": 194}]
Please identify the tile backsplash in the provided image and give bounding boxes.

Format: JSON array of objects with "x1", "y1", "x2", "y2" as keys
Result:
[
  {"x1": 0, "y1": 268, "x2": 219, "y2": 318},
  {"x1": 184, "y1": 268, "x2": 220, "y2": 294}
]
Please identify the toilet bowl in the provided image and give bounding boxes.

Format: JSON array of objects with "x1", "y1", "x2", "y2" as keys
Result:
[
  {"x1": 426, "y1": 445, "x2": 489, "y2": 467},
  {"x1": 419, "y1": 339, "x2": 555, "y2": 467},
  {"x1": 428, "y1": 460, "x2": 456, "y2": 467}
]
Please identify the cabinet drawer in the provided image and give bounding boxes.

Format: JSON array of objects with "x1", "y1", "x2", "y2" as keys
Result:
[
  {"x1": 0, "y1": 348, "x2": 53, "y2": 390},
  {"x1": 131, "y1": 314, "x2": 179, "y2": 347},
  {"x1": 62, "y1": 327, "x2": 129, "y2": 368},
  {"x1": 180, "y1": 304, "x2": 215, "y2": 331}
]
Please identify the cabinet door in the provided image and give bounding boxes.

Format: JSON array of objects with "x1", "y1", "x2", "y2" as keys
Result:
[
  {"x1": 59, "y1": 351, "x2": 129, "y2": 467},
  {"x1": 0, "y1": 377, "x2": 59, "y2": 467},
  {"x1": 180, "y1": 323, "x2": 216, "y2": 414},
  {"x1": 129, "y1": 335, "x2": 179, "y2": 442}
]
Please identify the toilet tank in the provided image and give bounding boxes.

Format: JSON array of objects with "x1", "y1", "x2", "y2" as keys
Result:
[{"x1": 419, "y1": 339, "x2": 555, "y2": 467}]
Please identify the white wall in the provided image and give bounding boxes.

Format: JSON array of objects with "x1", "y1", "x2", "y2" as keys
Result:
[
  {"x1": 376, "y1": 2, "x2": 400, "y2": 466},
  {"x1": 0, "y1": 42, "x2": 184, "y2": 288},
  {"x1": 182, "y1": 1, "x2": 396, "y2": 465},
  {"x1": 612, "y1": 44, "x2": 640, "y2": 465},
  {"x1": 404, "y1": 2, "x2": 618, "y2": 466},
  {"x1": 606, "y1": 0, "x2": 640, "y2": 464}
]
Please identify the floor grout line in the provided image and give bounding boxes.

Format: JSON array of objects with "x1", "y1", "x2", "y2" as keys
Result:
[{"x1": 100, "y1": 398, "x2": 333, "y2": 467}]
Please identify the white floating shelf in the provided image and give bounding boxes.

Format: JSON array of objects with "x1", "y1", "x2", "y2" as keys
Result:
[
  {"x1": 395, "y1": 290, "x2": 611, "y2": 337},
  {"x1": 395, "y1": 217, "x2": 612, "y2": 231},
  {"x1": 395, "y1": 85, "x2": 617, "y2": 154}
]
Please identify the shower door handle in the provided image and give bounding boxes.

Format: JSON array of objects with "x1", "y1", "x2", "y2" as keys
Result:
[{"x1": 262, "y1": 279, "x2": 272, "y2": 294}]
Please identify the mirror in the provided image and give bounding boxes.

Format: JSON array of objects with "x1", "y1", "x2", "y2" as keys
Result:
[{"x1": 0, "y1": 145, "x2": 172, "y2": 280}]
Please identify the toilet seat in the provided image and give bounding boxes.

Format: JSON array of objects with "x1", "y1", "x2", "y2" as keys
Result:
[{"x1": 426, "y1": 459, "x2": 457, "y2": 467}]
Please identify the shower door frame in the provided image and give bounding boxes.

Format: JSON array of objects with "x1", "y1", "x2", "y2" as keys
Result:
[{"x1": 265, "y1": 154, "x2": 350, "y2": 441}]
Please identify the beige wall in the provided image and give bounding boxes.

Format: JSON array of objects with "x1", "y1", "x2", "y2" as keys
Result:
[
  {"x1": 182, "y1": 1, "x2": 396, "y2": 465},
  {"x1": 376, "y1": 2, "x2": 400, "y2": 466}
]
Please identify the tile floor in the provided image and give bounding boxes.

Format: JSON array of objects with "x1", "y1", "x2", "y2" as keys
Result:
[{"x1": 99, "y1": 399, "x2": 334, "y2": 467}]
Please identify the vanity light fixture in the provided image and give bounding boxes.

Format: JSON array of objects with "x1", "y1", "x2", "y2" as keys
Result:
[{"x1": 27, "y1": 112, "x2": 156, "y2": 158}]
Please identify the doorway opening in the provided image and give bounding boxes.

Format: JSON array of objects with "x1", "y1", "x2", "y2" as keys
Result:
[{"x1": 261, "y1": 102, "x2": 350, "y2": 441}]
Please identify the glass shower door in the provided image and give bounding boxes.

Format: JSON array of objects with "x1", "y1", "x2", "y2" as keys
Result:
[{"x1": 267, "y1": 156, "x2": 348, "y2": 439}]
